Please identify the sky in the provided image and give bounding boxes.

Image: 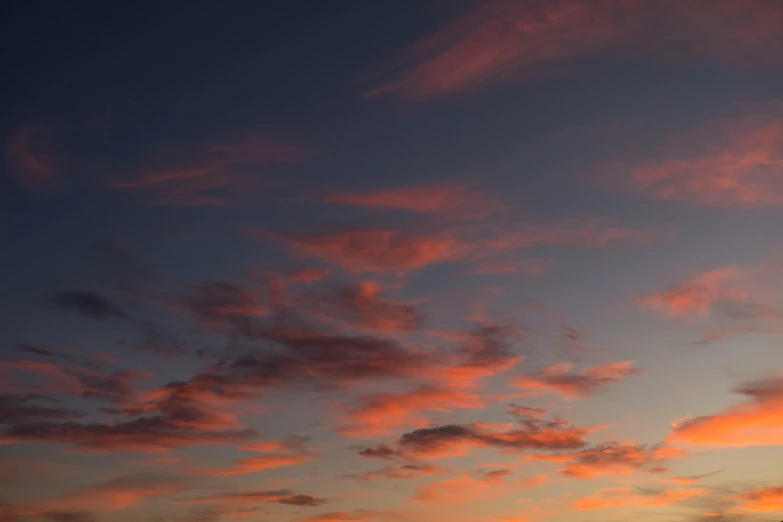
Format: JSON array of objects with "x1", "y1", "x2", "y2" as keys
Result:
[{"x1": 2, "y1": 0, "x2": 783, "y2": 521}]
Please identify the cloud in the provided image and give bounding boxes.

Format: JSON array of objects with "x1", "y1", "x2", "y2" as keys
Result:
[
  {"x1": 174, "y1": 489, "x2": 327, "y2": 507},
  {"x1": 734, "y1": 486, "x2": 783, "y2": 513},
  {"x1": 194, "y1": 437, "x2": 315, "y2": 476},
  {"x1": 636, "y1": 266, "x2": 752, "y2": 318},
  {"x1": 669, "y1": 376, "x2": 783, "y2": 447},
  {"x1": 616, "y1": 116, "x2": 783, "y2": 208},
  {"x1": 573, "y1": 486, "x2": 709, "y2": 511},
  {"x1": 512, "y1": 361, "x2": 641, "y2": 398},
  {"x1": 414, "y1": 472, "x2": 546, "y2": 504},
  {"x1": 526, "y1": 441, "x2": 685, "y2": 477},
  {"x1": 295, "y1": 512, "x2": 375, "y2": 522},
  {"x1": 366, "y1": 0, "x2": 783, "y2": 99},
  {"x1": 364, "y1": 409, "x2": 590, "y2": 459},
  {"x1": 322, "y1": 184, "x2": 503, "y2": 219},
  {"x1": 182, "y1": 281, "x2": 268, "y2": 331},
  {"x1": 345, "y1": 463, "x2": 442, "y2": 481},
  {"x1": 0, "y1": 394, "x2": 81, "y2": 424},
  {"x1": 256, "y1": 220, "x2": 657, "y2": 274},
  {"x1": 3, "y1": 123, "x2": 62, "y2": 191},
  {"x1": 17, "y1": 345, "x2": 74, "y2": 362},
  {"x1": 277, "y1": 227, "x2": 466, "y2": 273},
  {"x1": 338, "y1": 385, "x2": 484, "y2": 437},
  {"x1": 111, "y1": 131, "x2": 305, "y2": 206},
  {"x1": 431, "y1": 323, "x2": 525, "y2": 387},
  {"x1": 414, "y1": 475, "x2": 494, "y2": 504},
  {"x1": 306, "y1": 280, "x2": 423, "y2": 334},
  {"x1": 50, "y1": 291, "x2": 127, "y2": 321},
  {"x1": 36, "y1": 474, "x2": 191, "y2": 512},
  {"x1": 0, "y1": 416, "x2": 257, "y2": 453}
]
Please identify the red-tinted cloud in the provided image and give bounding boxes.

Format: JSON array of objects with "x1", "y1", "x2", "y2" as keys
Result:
[
  {"x1": 620, "y1": 117, "x2": 783, "y2": 207},
  {"x1": 112, "y1": 131, "x2": 305, "y2": 206},
  {"x1": 258, "y1": 220, "x2": 658, "y2": 274},
  {"x1": 307, "y1": 281, "x2": 423, "y2": 334},
  {"x1": 572, "y1": 486, "x2": 709, "y2": 511},
  {"x1": 322, "y1": 184, "x2": 502, "y2": 219},
  {"x1": 527, "y1": 441, "x2": 685, "y2": 477},
  {"x1": 636, "y1": 266, "x2": 752, "y2": 318},
  {"x1": 366, "y1": 0, "x2": 783, "y2": 99},
  {"x1": 512, "y1": 361, "x2": 641, "y2": 398},
  {"x1": 364, "y1": 409, "x2": 591, "y2": 459},
  {"x1": 3, "y1": 124, "x2": 62, "y2": 191},
  {"x1": 194, "y1": 437, "x2": 314, "y2": 476},
  {"x1": 669, "y1": 376, "x2": 783, "y2": 447},
  {"x1": 338, "y1": 385, "x2": 483, "y2": 437}
]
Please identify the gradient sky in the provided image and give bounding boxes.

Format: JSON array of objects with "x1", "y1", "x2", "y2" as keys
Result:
[{"x1": 3, "y1": 1, "x2": 783, "y2": 521}]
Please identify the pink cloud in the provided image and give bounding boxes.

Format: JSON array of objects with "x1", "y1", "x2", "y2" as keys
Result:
[
  {"x1": 322, "y1": 184, "x2": 503, "y2": 219},
  {"x1": 621, "y1": 117, "x2": 783, "y2": 207},
  {"x1": 512, "y1": 361, "x2": 641, "y2": 398},
  {"x1": 366, "y1": 0, "x2": 783, "y2": 99},
  {"x1": 3, "y1": 123, "x2": 62, "y2": 191}
]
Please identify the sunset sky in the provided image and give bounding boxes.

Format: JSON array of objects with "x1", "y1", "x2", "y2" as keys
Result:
[{"x1": 2, "y1": 1, "x2": 783, "y2": 521}]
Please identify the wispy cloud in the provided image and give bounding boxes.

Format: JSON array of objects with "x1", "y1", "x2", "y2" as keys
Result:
[
  {"x1": 572, "y1": 486, "x2": 709, "y2": 511},
  {"x1": 365, "y1": 0, "x2": 783, "y2": 100},
  {"x1": 512, "y1": 361, "x2": 641, "y2": 399}
]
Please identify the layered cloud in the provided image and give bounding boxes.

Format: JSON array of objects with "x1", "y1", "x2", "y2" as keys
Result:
[
  {"x1": 526, "y1": 441, "x2": 685, "y2": 477},
  {"x1": 360, "y1": 408, "x2": 591, "y2": 460}
]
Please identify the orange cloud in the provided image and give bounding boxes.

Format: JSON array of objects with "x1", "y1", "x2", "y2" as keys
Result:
[
  {"x1": 3, "y1": 123, "x2": 62, "y2": 191},
  {"x1": 338, "y1": 385, "x2": 484, "y2": 437},
  {"x1": 527, "y1": 441, "x2": 685, "y2": 477},
  {"x1": 414, "y1": 472, "x2": 545, "y2": 504},
  {"x1": 512, "y1": 361, "x2": 641, "y2": 398},
  {"x1": 669, "y1": 376, "x2": 783, "y2": 447},
  {"x1": 322, "y1": 184, "x2": 502, "y2": 219},
  {"x1": 36, "y1": 474, "x2": 190, "y2": 512},
  {"x1": 573, "y1": 486, "x2": 709, "y2": 511},
  {"x1": 735, "y1": 486, "x2": 783, "y2": 513}
]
